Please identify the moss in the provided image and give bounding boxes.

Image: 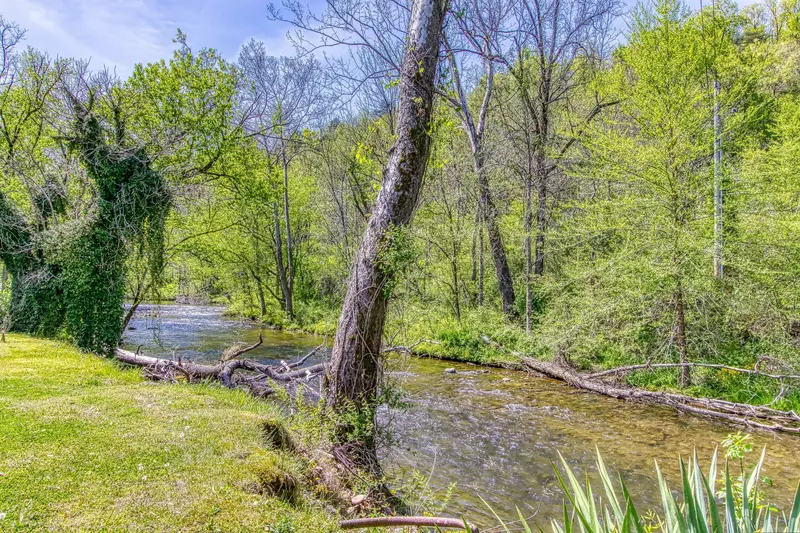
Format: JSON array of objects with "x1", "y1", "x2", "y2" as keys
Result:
[
  {"x1": 261, "y1": 417, "x2": 297, "y2": 452},
  {"x1": 252, "y1": 450, "x2": 302, "y2": 503}
]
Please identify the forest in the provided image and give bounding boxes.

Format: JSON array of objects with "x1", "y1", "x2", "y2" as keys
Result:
[{"x1": 1, "y1": 0, "x2": 800, "y2": 530}]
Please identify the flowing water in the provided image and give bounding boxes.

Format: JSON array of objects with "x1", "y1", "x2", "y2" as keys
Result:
[{"x1": 123, "y1": 304, "x2": 800, "y2": 528}]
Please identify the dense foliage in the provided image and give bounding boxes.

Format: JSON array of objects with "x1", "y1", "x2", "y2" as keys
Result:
[
  {"x1": 0, "y1": 0, "x2": 798, "y2": 404},
  {"x1": 0, "y1": 28, "x2": 243, "y2": 353}
]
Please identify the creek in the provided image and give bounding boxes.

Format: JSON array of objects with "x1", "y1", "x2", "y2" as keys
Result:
[{"x1": 122, "y1": 304, "x2": 800, "y2": 527}]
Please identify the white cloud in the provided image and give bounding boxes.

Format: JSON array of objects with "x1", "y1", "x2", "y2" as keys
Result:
[
  {"x1": 1, "y1": 0, "x2": 314, "y2": 75},
  {"x1": 1, "y1": 0, "x2": 178, "y2": 75}
]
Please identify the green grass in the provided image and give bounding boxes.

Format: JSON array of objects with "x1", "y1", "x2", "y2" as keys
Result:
[{"x1": 0, "y1": 334, "x2": 337, "y2": 532}]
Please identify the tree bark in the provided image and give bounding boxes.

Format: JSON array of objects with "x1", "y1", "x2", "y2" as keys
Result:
[
  {"x1": 273, "y1": 203, "x2": 293, "y2": 317},
  {"x1": 524, "y1": 166, "x2": 533, "y2": 334},
  {"x1": 281, "y1": 144, "x2": 295, "y2": 313},
  {"x1": 326, "y1": 0, "x2": 446, "y2": 464},
  {"x1": 675, "y1": 282, "x2": 690, "y2": 388},
  {"x1": 475, "y1": 155, "x2": 516, "y2": 315}
]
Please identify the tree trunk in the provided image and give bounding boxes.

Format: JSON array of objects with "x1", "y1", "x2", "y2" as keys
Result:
[
  {"x1": 281, "y1": 145, "x2": 295, "y2": 312},
  {"x1": 713, "y1": 79, "x2": 723, "y2": 280},
  {"x1": 326, "y1": 0, "x2": 446, "y2": 466},
  {"x1": 522, "y1": 358, "x2": 800, "y2": 434},
  {"x1": 471, "y1": 205, "x2": 478, "y2": 282},
  {"x1": 273, "y1": 203, "x2": 293, "y2": 317},
  {"x1": 475, "y1": 156, "x2": 515, "y2": 315},
  {"x1": 256, "y1": 278, "x2": 268, "y2": 317},
  {"x1": 524, "y1": 168, "x2": 533, "y2": 334},
  {"x1": 478, "y1": 212, "x2": 484, "y2": 307},
  {"x1": 451, "y1": 246, "x2": 461, "y2": 322},
  {"x1": 121, "y1": 297, "x2": 143, "y2": 335},
  {"x1": 675, "y1": 282, "x2": 690, "y2": 388},
  {"x1": 534, "y1": 153, "x2": 547, "y2": 277}
]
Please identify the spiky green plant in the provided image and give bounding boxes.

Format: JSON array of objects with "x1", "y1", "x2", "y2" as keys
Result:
[{"x1": 480, "y1": 449, "x2": 800, "y2": 533}]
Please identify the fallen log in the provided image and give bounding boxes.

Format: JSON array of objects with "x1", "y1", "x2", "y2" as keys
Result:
[
  {"x1": 381, "y1": 338, "x2": 442, "y2": 354},
  {"x1": 114, "y1": 339, "x2": 326, "y2": 398},
  {"x1": 114, "y1": 337, "x2": 433, "y2": 398},
  {"x1": 522, "y1": 358, "x2": 800, "y2": 434},
  {"x1": 587, "y1": 361, "x2": 800, "y2": 382}
]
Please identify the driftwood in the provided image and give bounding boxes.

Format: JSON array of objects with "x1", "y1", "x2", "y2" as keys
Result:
[
  {"x1": 114, "y1": 334, "x2": 444, "y2": 400},
  {"x1": 114, "y1": 338, "x2": 327, "y2": 398},
  {"x1": 340, "y1": 516, "x2": 479, "y2": 532},
  {"x1": 522, "y1": 358, "x2": 800, "y2": 434},
  {"x1": 587, "y1": 361, "x2": 800, "y2": 382}
]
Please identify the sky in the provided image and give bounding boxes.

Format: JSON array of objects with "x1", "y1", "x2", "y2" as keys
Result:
[
  {"x1": 0, "y1": 0, "x2": 327, "y2": 76},
  {"x1": 1, "y1": 0, "x2": 754, "y2": 77}
]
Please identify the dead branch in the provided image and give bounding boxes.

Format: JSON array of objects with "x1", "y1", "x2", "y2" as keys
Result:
[
  {"x1": 340, "y1": 516, "x2": 479, "y2": 532},
  {"x1": 523, "y1": 358, "x2": 800, "y2": 434},
  {"x1": 114, "y1": 342, "x2": 325, "y2": 399},
  {"x1": 587, "y1": 361, "x2": 800, "y2": 381},
  {"x1": 283, "y1": 344, "x2": 324, "y2": 368},
  {"x1": 220, "y1": 333, "x2": 264, "y2": 361}
]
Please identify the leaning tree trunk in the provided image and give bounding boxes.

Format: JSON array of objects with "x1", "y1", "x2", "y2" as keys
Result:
[
  {"x1": 475, "y1": 155, "x2": 516, "y2": 316},
  {"x1": 326, "y1": 0, "x2": 446, "y2": 466}
]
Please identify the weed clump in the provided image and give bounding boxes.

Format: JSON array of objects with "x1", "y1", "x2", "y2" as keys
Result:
[
  {"x1": 253, "y1": 450, "x2": 302, "y2": 503},
  {"x1": 261, "y1": 418, "x2": 297, "y2": 452}
]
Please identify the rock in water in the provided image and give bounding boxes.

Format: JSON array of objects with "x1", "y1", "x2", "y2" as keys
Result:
[{"x1": 444, "y1": 368, "x2": 456, "y2": 374}]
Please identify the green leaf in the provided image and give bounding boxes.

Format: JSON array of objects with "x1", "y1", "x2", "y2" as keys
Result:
[{"x1": 724, "y1": 464, "x2": 741, "y2": 533}]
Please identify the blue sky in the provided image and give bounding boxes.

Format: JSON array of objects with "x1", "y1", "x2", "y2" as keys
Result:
[
  {"x1": 0, "y1": 0, "x2": 328, "y2": 76},
  {"x1": 2, "y1": 0, "x2": 752, "y2": 77}
]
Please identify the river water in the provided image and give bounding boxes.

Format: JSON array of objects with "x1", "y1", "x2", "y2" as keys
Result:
[{"x1": 122, "y1": 304, "x2": 800, "y2": 527}]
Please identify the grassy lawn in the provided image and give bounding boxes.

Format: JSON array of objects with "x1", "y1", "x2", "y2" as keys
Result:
[{"x1": 0, "y1": 334, "x2": 337, "y2": 532}]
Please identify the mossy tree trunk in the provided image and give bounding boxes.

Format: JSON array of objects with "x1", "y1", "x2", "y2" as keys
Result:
[{"x1": 326, "y1": 0, "x2": 447, "y2": 466}]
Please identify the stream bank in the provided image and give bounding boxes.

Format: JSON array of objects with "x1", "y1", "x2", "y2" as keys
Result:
[{"x1": 123, "y1": 304, "x2": 800, "y2": 528}]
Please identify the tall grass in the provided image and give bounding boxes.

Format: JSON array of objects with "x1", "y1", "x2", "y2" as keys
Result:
[{"x1": 482, "y1": 448, "x2": 800, "y2": 533}]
